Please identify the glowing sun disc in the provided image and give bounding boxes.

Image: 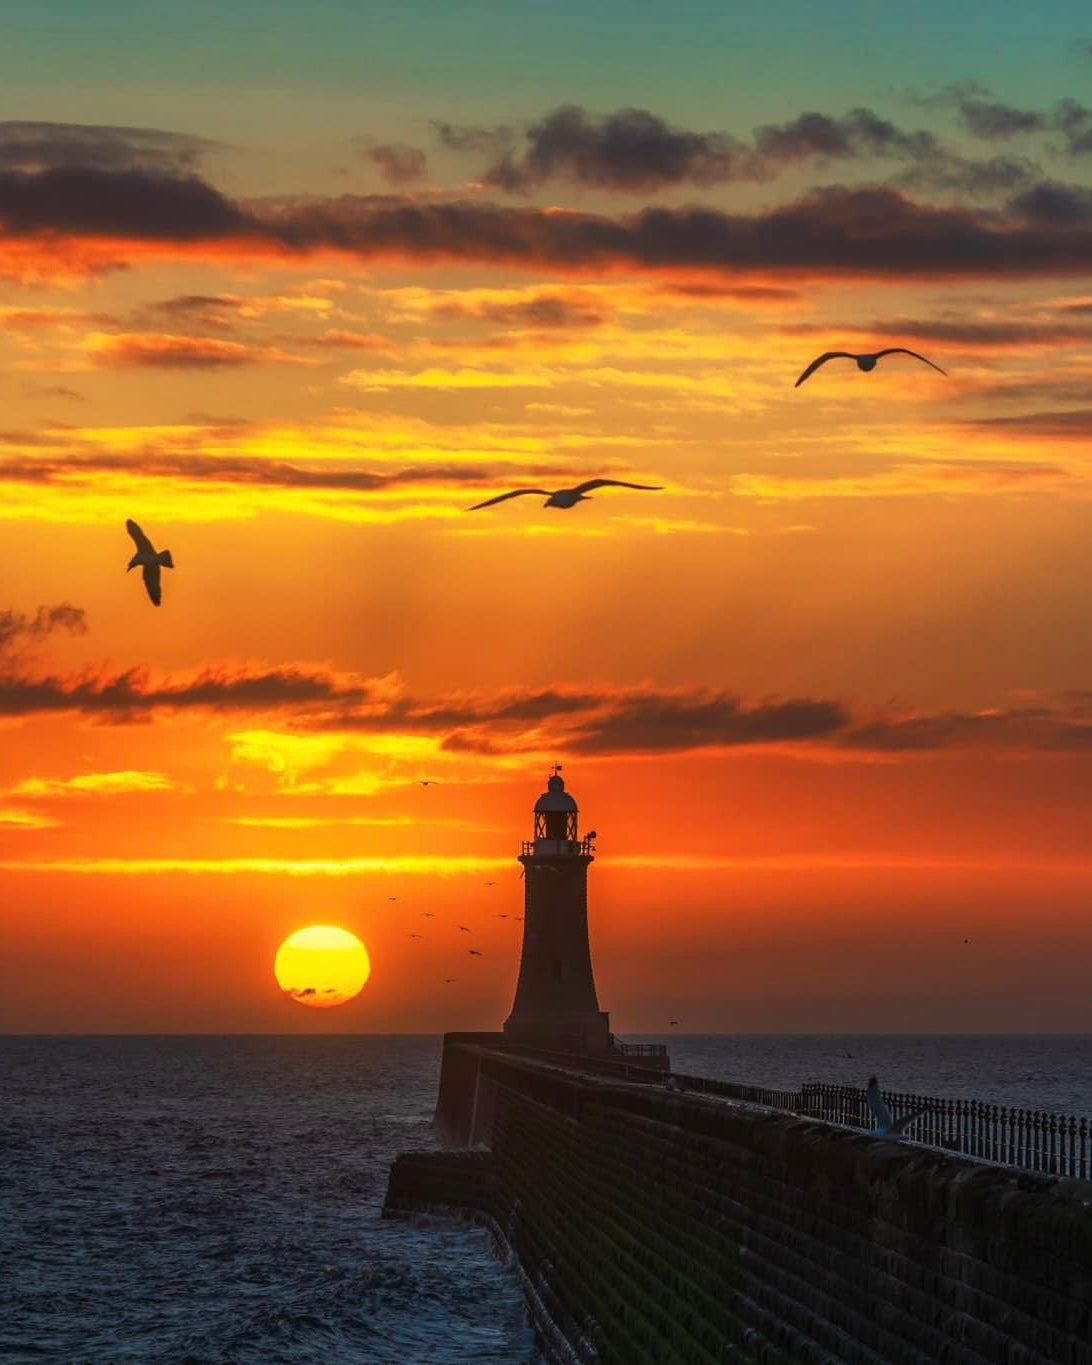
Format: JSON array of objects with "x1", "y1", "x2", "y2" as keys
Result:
[{"x1": 275, "y1": 924, "x2": 371, "y2": 1008}]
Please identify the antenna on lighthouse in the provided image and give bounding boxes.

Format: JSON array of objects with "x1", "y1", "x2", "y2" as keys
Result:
[{"x1": 551, "y1": 761, "x2": 563, "y2": 778}]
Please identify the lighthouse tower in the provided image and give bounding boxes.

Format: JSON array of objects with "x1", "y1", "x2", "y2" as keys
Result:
[{"x1": 504, "y1": 766, "x2": 613, "y2": 1053}]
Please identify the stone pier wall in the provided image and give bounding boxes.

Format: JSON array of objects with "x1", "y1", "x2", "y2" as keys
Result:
[{"x1": 385, "y1": 1041, "x2": 1092, "y2": 1365}]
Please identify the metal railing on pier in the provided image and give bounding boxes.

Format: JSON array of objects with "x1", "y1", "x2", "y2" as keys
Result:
[{"x1": 669, "y1": 1074, "x2": 1092, "y2": 1179}]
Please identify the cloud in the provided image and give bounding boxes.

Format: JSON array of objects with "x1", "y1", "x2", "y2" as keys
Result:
[
  {"x1": 963, "y1": 408, "x2": 1092, "y2": 439},
  {"x1": 0, "y1": 448, "x2": 542, "y2": 499},
  {"x1": 0, "y1": 604, "x2": 86, "y2": 658},
  {"x1": 0, "y1": 121, "x2": 218, "y2": 174},
  {"x1": 957, "y1": 100, "x2": 1047, "y2": 140},
  {"x1": 841, "y1": 705, "x2": 1092, "y2": 753},
  {"x1": 84, "y1": 332, "x2": 310, "y2": 369},
  {"x1": 474, "y1": 105, "x2": 761, "y2": 192},
  {"x1": 10, "y1": 164, "x2": 1092, "y2": 283},
  {"x1": 953, "y1": 97, "x2": 1092, "y2": 156},
  {"x1": 3, "y1": 638, "x2": 1092, "y2": 765},
  {"x1": 0, "y1": 807, "x2": 58, "y2": 829},
  {"x1": 359, "y1": 142, "x2": 427, "y2": 185},
  {"x1": 4, "y1": 771, "x2": 177, "y2": 798},
  {"x1": 754, "y1": 107, "x2": 938, "y2": 165},
  {"x1": 426, "y1": 288, "x2": 607, "y2": 329},
  {"x1": 1008, "y1": 180, "x2": 1092, "y2": 223},
  {"x1": 449, "y1": 104, "x2": 995, "y2": 195},
  {"x1": 0, "y1": 167, "x2": 247, "y2": 251},
  {"x1": 21, "y1": 384, "x2": 88, "y2": 403},
  {"x1": 564, "y1": 694, "x2": 849, "y2": 754},
  {"x1": 782, "y1": 315, "x2": 1092, "y2": 350},
  {"x1": 0, "y1": 659, "x2": 394, "y2": 722}
]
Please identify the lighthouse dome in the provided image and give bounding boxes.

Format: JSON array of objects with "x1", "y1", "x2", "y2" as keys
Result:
[{"x1": 534, "y1": 772, "x2": 578, "y2": 814}]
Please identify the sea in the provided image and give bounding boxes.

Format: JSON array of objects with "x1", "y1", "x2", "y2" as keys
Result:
[{"x1": 3, "y1": 1034, "x2": 1091, "y2": 1365}]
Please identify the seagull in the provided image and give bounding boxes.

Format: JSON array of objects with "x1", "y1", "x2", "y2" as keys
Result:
[
  {"x1": 422, "y1": 912, "x2": 435, "y2": 919},
  {"x1": 866, "y1": 1076, "x2": 929, "y2": 1140},
  {"x1": 418, "y1": 779, "x2": 440, "y2": 787},
  {"x1": 484, "y1": 881, "x2": 497, "y2": 887},
  {"x1": 407, "y1": 933, "x2": 422, "y2": 940},
  {"x1": 468, "y1": 949, "x2": 483, "y2": 957},
  {"x1": 457, "y1": 925, "x2": 470, "y2": 933},
  {"x1": 497, "y1": 914, "x2": 508, "y2": 919},
  {"x1": 443, "y1": 978, "x2": 456, "y2": 984},
  {"x1": 794, "y1": 348, "x2": 946, "y2": 388},
  {"x1": 468, "y1": 478, "x2": 663, "y2": 512},
  {"x1": 125, "y1": 519, "x2": 174, "y2": 606},
  {"x1": 669, "y1": 1019, "x2": 680, "y2": 1027},
  {"x1": 387, "y1": 897, "x2": 400, "y2": 902},
  {"x1": 514, "y1": 916, "x2": 523, "y2": 922}
]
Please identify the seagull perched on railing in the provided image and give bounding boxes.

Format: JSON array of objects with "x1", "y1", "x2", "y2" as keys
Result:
[
  {"x1": 794, "y1": 348, "x2": 946, "y2": 388},
  {"x1": 125, "y1": 519, "x2": 174, "y2": 606},
  {"x1": 866, "y1": 1076, "x2": 929, "y2": 1139},
  {"x1": 468, "y1": 478, "x2": 663, "y2": 511}
]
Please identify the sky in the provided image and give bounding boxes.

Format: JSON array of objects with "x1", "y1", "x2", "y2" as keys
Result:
[{"x1": 4, "y1": 2, "x2": 1092, "y2": 1033}]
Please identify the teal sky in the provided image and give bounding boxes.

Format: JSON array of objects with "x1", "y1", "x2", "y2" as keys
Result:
[{"x1": 2, "y1": 0, "x2": 1089, "y2": 146}]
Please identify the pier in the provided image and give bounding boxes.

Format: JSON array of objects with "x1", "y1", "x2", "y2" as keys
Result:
[{"x1": 386, "y1": 1040, "x2": 1092, "y2": 1364}]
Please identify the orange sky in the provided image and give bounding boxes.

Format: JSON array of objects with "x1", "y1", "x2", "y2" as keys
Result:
[{"x1": 5, "y1": 62, "x2": 1092, "y2": 1031}]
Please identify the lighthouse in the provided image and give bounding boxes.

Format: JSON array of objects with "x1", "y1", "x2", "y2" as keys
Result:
[{"x1": 503, "y1": 766, "x2": 613, "y2": 1053}]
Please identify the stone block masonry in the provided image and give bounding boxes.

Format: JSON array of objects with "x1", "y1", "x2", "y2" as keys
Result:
[{"x1": 385, "y1": 1040, "x2": 1092, "y2": 1364}]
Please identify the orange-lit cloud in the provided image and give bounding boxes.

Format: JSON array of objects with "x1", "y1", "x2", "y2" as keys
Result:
[{"x1": 9, "y1": 166, "x2": 1092, "y2": 286}]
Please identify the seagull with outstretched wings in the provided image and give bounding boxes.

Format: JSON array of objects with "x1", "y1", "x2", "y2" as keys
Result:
[
  {"x1": 125, "y1": 519, "x2": 174, "y2": 606},
  {"x1": 794, "y1": 348, "x2": 946, "y2": 388},
  {"x1": 866, "y1": 1076, "x2": 929, "y2": 1139},
  {"x1": 469, "y1": 478, "x2": 662, "y2": 511}
]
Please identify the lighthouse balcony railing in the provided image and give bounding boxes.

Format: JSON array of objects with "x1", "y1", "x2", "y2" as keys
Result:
[
  {"x1": 521, "y1": 837, "x2": 595, "y2": 857},
  {"x1": 615, "y1": 1042, "x2": 669, "y2": 1059}
]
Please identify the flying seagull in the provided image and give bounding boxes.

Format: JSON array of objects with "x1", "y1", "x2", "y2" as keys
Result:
[
  {"x1": 468, "y1": 478, "x2": 663, "y2": 512},
  {"x1": 443, "y1": 978, "x2": 456, "y2": 984},
  {"x1": 866, "y1": 1076, "x2": 929, "y2": 1140},
  {"x1": 468, "y1": 949, "x2": 483, "y2": 957},
  {"x1": 407, "y1": 933, "x2": 422, "y2": 940},
  {"x1": 125, "y1": 519, "x2": 174, "y2": 606},
  {"x1": 418, "y1": 779, "x2": 440, "y2": 787},
  {"x1": 457, "y1": 925, "x2": 470, "y2": 933},
  {"x1": 794, "y1": 348, "x2": 946, "y2": 388}
]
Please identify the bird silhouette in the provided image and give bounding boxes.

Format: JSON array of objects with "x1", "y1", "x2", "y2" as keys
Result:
[
  {"x1": 468, "y1": 949, "x2": 483, "y2": 957},
  {"x1": 418, "y1": 779, "x2": 440, "y2": 787},
  {"x1": 443, "y1": 978, "x2": 456, "y2": 983},
  {"x1": 387, "y1": 897, "x2": 400, "y2": 902},
  {"x1": 866, "y1": 1076, "x2": 929, "y2": 1139},
  {"x1": 468, "y1": 478, "x2": 662, "y2": 511},
  {"x1": 125, "y1": 519, "x2": 174, "y2": 606},
  {"x1": 407, "y1": 933, "x2": 422, "y2": 939},
  {"x1": 669, "y1": 1019, "x2": 680, "y2": 1027},
  {"x1": 514, "y1": 916, "x2": 523, "y2": 922},
  {"x1": 794, "y1": 348, "x2": 946, "y2": 388},
  {"x1": 484, "y1": 881, "x2": 498, "y2": 887},
  {"x1": 497, "y1": 914, "x2": 508, "y2": 919},
  {"x1": 422, "y1": 912, "x2": 435, "y2": 919},
  {"x1": 457, "y1": 925, "x2": 470, "y2": 932}
]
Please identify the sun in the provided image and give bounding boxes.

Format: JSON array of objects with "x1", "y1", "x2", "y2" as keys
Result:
[{"x1": 274, "y1": 925, "x2": 371, "y2": 1009}]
